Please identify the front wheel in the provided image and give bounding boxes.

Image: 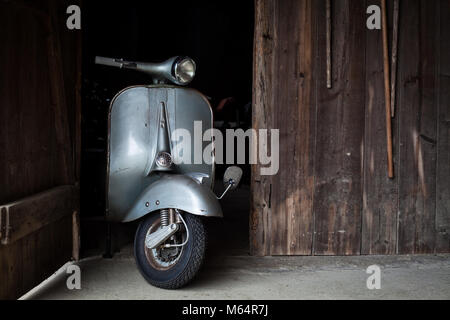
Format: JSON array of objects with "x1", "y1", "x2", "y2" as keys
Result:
[{"x1": 134, "y1": 211, "x2": 206, "y2": 289}]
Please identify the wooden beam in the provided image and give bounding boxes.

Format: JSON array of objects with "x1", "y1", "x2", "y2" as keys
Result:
[{"x1": 0, "y1": 186, "x2": 75, "y2": 245}]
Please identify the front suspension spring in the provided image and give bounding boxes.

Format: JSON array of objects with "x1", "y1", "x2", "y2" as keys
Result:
[{"x1": 160, "y1": 209, "x2": 170, "y2": 227}]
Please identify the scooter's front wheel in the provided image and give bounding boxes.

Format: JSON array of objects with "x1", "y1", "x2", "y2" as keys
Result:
[{"x1": 134, "y1": 211, "x2": 206, "y2": 289}]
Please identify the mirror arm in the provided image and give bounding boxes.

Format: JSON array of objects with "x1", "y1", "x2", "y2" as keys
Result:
[{"x1": 216, "y1": 181, "x2": 234, "y2": 200}]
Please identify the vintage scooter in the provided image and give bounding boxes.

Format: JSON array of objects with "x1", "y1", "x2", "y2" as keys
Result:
[{"x1": 95, "y1": 56, "x2": 242, "y2": 289}]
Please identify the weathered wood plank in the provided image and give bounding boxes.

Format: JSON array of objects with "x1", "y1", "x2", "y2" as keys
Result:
[
  {"x1": 0, "y1": 0, "x2": 80, "y2": 299},
  {"x1": 268, "y1": 0, "x2": 288, "y2": 255},
  {"x1": 312, "y1": 0, "x2": 366, "y2": 255},
  {"x1": 0, "y1": 3, "x2": 62, "y2": 204},
  {"x1": 417, "y1": 0, "x2": 439, "y2": 253},
  {"x1": 0, "y1": 233, "x2": 22, "y2": 299},
  {"x1": 396, "y1": 0, "x2": 420, "y2": 254},
  {"x1": 436, "y1": 0, "x2": 450, "y2": 252},
  {"x1": 251, "y1": 0, "x2": 316, "y2": 255},
  {"x1": 251, "y1": 0, "x2": 276, "y2": 256},
  {"x1": 361, "y1": 0, "x2": 398, "y2": 255},
  {"x1": 0, "y1": 215, "x2": 72, "y2": 300},
  {"x1": 269, "y1": 0, "x2": 316, "y2": 255},
  {"x1": 290, "y1": 0, "x2": 316, "y2": 255},
  {"x1": 0, "y1": 186, "x2": 75, "y2": 245},
  {"x1": 397, "y1": 0, "x2": 438, "y2": 254},
  {"x1": 47, "y1": 5, "x2": 73, "y2": 185}
]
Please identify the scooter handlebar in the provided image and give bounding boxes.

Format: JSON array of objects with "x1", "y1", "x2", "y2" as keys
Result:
[
  {"x1": 95, "y1": 56, "x2": 137, "y2": 69},
  {"x1": 94, "y1": 56, "x2": 185, "y2": 85}
]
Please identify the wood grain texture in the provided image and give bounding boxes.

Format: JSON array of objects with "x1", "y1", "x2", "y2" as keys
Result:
[
  {"x1": 0, "y1": 215, "x2": 72, "y2": 300},
  {"x1": 47, "y1": 4, "x2": 73, "y2": 185},
  {"x1": 312, "y1": 0, "x2": 365, "y2": 255},
  {"x1": 251, "y1": 0, "x2": 316, "y2": 255},
  {"x1": 0, "y1": 186, "x2": 75, "y2": 245},
  {"x1": 436, "y1": 0, "x2": 450, "y2": 252},
  {"x1": 251, "y1": 0, "x2": 449, "y2": 256},
  {"x1": 0, "y1": 4, "x2": 59, "y2": 204},
  {"x1": 397, "y1": 0, "x2": 438, "y2": 254},
  {"x1": 251, "y1": 0, "x2": 276, "y2": 256},
  {"x1": 362, "y1": 0, "x2": 398, "y2": 255},
  {"x1": 0, "y1": 0, "x2": 81, "y2": 299},
  {"x1": 396, "y1": 0, "x2": 422, "y2": 254}
]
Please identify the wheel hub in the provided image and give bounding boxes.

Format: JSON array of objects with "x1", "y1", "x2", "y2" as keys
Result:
[{"x1": 144, "y1": 220, "x2": 186, "y2": 270}]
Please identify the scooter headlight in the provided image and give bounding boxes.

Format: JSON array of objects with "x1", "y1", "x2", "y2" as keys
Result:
[
  {"x1": 155, "y1": 151, "x2": 173, "y2": 168},
  {"x1": 173, "y1": 57, "x2": 196, "y2": 85}
]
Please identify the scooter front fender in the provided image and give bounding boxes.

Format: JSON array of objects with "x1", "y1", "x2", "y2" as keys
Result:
[{"x1": 122, "y1": 175, "x2": 223, "y2": 222}]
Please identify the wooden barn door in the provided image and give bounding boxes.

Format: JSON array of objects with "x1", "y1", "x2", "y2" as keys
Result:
[
  {"x1": 251, "y1": 0, "x2": 365, "y2": 256},
  {"x1": 251, "y1": 0, "x2": 450, "y2": 256},
  {"x1": 0, "y1": 0, "x2": 81, "y2": 299},
  {"x1": 251, "y1": 0, "x2": 318, "y2": 256}
]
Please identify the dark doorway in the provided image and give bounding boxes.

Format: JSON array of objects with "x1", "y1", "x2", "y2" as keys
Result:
[{"x1": 80, "y1": 1, "x2": 254, "y2": 256}]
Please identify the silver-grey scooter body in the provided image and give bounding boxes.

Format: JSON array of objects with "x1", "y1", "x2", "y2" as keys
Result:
[{"x1": 106, "y1": 85, "x2": 220, "y2": 222}]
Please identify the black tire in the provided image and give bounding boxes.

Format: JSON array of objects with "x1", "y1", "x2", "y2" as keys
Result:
[{"x1": 134, "y1": 211, "x2": 207, "y2": 289}]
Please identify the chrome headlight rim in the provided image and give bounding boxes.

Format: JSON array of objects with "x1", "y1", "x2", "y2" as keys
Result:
[
  {"x1": 172, "y1": 57, "x2": 196, "y2": 85},
  {"x1": 155, "y1": 151, "x2": 173, "y2": 168}
]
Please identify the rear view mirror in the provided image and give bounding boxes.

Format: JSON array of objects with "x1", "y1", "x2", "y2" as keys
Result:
[{"x1": 223, "y1": 166, "x2": 243, "y2": 190}]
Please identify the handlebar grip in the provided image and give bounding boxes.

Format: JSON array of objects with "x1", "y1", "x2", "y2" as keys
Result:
[{"x1": 95, "y1": 56, "x2": 123, "y2": 68}]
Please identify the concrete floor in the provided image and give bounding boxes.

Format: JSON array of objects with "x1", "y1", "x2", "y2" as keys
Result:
[
  {"x1": 20, "y1": 185, "x2": 450, "y2": 300},
  {"x1": 22, "y1": 247, "x2": 450, "y2": 300}
]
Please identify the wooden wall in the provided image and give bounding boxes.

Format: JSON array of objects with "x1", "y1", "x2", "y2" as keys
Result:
[
  {"x1": 0, "y1": 0, "x2": 81, "y2": 299},
  {"x1": 251, "y1": 0, "x2": 450, "y2": 256}
]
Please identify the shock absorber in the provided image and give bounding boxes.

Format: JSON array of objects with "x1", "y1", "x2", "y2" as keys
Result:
[{"x1": 160, "y1": 209, "x2": 170, "y2": 227}]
